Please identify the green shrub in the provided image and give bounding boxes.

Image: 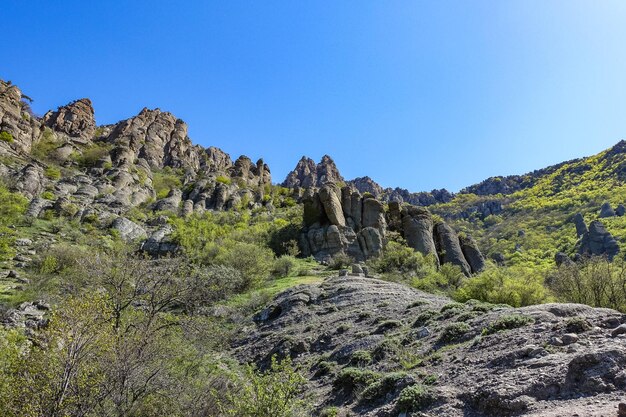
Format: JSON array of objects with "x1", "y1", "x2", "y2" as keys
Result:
[
  {"x1": 74, "y1": 142, "x2": 112, "y2": 167},
  {"x1": 215, "y1": 241, "x2": 275, "y2": 289},
  {"x1": 360, "y1": 372, "x2": 407, "y2": 402},
  {"x1": 439, "y1": 322, "x2": 471, "y2": 343},
  {"x1": 334, "y1": 368, "x2": 381, "y2": 393},
  {"x1": 454, "y1": 266, "x2": 550, "y2": 307},
  {"x1": 44, "y1": 166, "x2": 62, "y2": 180},
  {"x1": 319, "y1": 407, "x2": 339, "y2": 417},
  {"x1": 565, "y1": 316, "x2": 592, "y2": 333},
  {"x1": 272, "y1": 255, "x2": 297, "y2": 278},
  {"x1": 349, "y1": 350, "x2": 373, "y2": 367},
  {"x1": 412, "y1": 310, "x2": 439, "y2": 327},
  {"x1": 40, "y1": 191, "x2": 55, "y2": 200},
  {"x1": 0, "y1": 131, "x2": 14, "y2": 143},
  {"x1": 396, "y1": 384, "x2": 434, "y2": 412},
  {"x1": 315, "y1": 361, "x2": 335, "y2": 377},
  {"x1": 484, "y1": 314, "x2": 534, "y2": 335},
  {"x1": 152, "y1": 167, "x2": 183, "y2": 199},
  {"x1": 31, "y1": 129, "x2": 59, "y2": 161},
  {"x1": 216, "y1": 175, "x2": 232, "y2": 185}
]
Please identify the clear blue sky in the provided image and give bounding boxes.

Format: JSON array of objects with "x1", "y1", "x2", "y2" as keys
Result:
[{"x1": 3, "y1": 1, "x2": 626, "y2": 192}]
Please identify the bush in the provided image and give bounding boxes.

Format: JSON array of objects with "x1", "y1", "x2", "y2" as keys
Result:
[
  {"x1": 220, "y1": 356, "x2": 307, "y2": 417},
  {"x1": 548, "y1": 257, "x2": 626, "y2": 312},
  {"x1": 360, "y1": 372, "x2": 407, "y2": 403},
  {"x1": 216, "y1": 175, "x2": 232, "y2": 185},
  {"x1": 412, "y1": 310, "x2": 439, "y2": 327},
  {"x1": 216, "y1": 241, "x2": 274, "y2": 289},
  {"x1": 152, "y1": 167, "x2": 183, "y2": 199},
  {"x1": 349, "y1": 350, "x2": 372, "y2": 367},
  {"x1": 0, "y1": 131, "x2": 14, "y2": 143},
  {"x1": 439, "y1": 322, "x2": 471, "y2": 343},
  {"x1": 396, "y1": 384, "x2": 434, "y2": 412},
  {"x1": 272, "y1": 255, "x2": 297, "y2": 278},
  {"x1": 74, "y1": 142, "x2": 111, "y2": 167},
  {"x1": 0, "y1": 183, "x2": 28, "y2": 261},
  {"x1": 44, "y1": 166, "x2": 62, "y2": 180},
  {"x1": 484, "y1": 314, "x2": 534, "y2": 335},
  {"x1": 454, "y1": 266, "x2": 550, "y2": 307},
  {"x1": 334, "y1": 368, "x2": 381, "y2": 393}
]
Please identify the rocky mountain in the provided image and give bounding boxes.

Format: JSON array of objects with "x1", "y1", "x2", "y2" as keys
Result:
[{"x1": 0, "y1": 79, "x2": 274, "y2": 255}]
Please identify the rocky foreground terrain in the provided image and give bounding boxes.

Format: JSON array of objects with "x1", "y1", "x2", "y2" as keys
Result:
[{"x1": 237, "y1": 274, "x2": 626, "y2": 416}]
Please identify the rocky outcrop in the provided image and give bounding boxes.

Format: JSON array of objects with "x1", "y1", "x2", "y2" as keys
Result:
[
  {"x1": 434, "y1": 223, "x2": 472, "y2": 276},
  {"x1": 460, "y1": 234, "x2": 486, "y2": 273},
  {"x1": 42, "y1": 98, "x2": 95, "y2": 144},
  {"x1": 301, "y1": 188, "x2": 482, "y2": 275},
  {"x1": 0, "y1": 80, "x2": 40, "y2": 153},
  {"x1": 573, "y1": 213, "x2": 588, "y2": 237},
  {"x1": 577, "y1": 220, "x2": 620, "y2": 260},
  {"x1": 111, "y1": 217, "x2": 147, "y2": 242},
  {"x1": 599, "y1": 202, "x2": 616, "y2": 218},
  {"x1": 107, "y1": 108, "x2": 200, "y2": 170},
  {"x1": 282, "y1": 155, "x2": 343, "y2": 189},
  {"x1": 401, "y1": 206, "x2": 438, "y2": 260}
]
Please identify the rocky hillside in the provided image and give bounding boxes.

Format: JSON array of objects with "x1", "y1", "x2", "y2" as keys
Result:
[{"x1": 237, "y1": 274, "x2": 626, "y2": 416}]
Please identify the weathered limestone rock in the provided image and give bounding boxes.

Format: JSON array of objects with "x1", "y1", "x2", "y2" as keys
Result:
[
  {"x1": 460, "y1": 235, "x2": 486, "y2": 273},
  {"x1": 153, "y1": 188, "x2": 182, "y2": 213},
  {"x1": 319, "y1": 185, "x2": 346, "y2": 227},
  {"x1": 401, "y1": 206, "x2": 438, "y2": 260},
  {"x1": 577, "y1": 220, "x2": 620, "y2": 260},
  {"x1": 362, "y1": 197, "x2": 386, "y2": 232},
  {"x1": 42, "y1": 98, "x2": 95, "y2": 144},
  {"x1": 599, "y1": 202, "x2": 615, "y2": 218},
  {"x1": 282, "y1": 155, "x2": 343, "y2": 188},
  {"x1": 434, "y1": 223, "x2": 472, "y2": 276},
  {"x1": 111, "y1": 217, "x2": 147, "y2": 242}
]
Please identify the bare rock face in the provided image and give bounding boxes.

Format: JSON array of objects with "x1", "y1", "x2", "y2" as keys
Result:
[
  {"x1": 348, "y1": 176, "x2": 384, "y2": 198},
  {"x1": 573, "y1": 213, "x2": 588, "y2": 237},
  {"x1": 435, "y1": 222, "x2": 472, "y2": 276},
  {"x1": 201, "y1": 146, "x2": 233, "y2": 173},
  {"x1": 42, "y1": 98, "x2": 95, "y2": 144},
  {"x1": 460, "y1": 234, "x2": 486, "y2": 273},
  {"x1": 318, "y1": 184, "x2": 346, "y2": 227},
  {"x1": 578, "y1": 220, "x2": 620, "y2": 260},
  {"x1": 107, "y1": 108, "x2": 200, "y2": 170},
  {"x1": 14, "y1": 164, "x2": 46, "y2": 199},
  {"x1": 282, "y1": 155, "x2": 344, "y2": 189},
  {"x1": 401, "y1": 206, "x2": 438, "y2": 261},
  {"x1": 0, "y1": 80, "x2": 40, "y2": 153},
  {"x1": 599, "y1": 202, "x2": 616, "y2": 218}
]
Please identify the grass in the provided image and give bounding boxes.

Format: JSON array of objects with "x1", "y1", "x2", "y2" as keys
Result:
[{"x1": 223, "y1": 275, "x2": 324, "y2": 308}]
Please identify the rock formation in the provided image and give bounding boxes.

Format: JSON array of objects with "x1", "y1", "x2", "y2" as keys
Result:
[
  {"x1": 577, "y1": 219, "x2": 620, "y2": 260},
  {"x1": 0, "y1": 80, "x2": 41, "y2": 154},
  {"x1": 300, "y1": 184, "x2": 483, "y2": 275},
  {"x1": 599, "y1": 202, "x2": 616, "y2": 218},
  {"x1": 42, "y1": 98, "x2": 96, "y2": 144},
  {"x1": 282, "y1": 155, "x2": 344, "y2": 189}
]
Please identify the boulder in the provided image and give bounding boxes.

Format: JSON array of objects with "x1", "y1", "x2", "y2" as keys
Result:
[
  {"x1": 401, "y1": 206, "x2": 438, "y2": 260},
  {"x1": 460, "y1": 235, "x2": 485, "y2": 273},
  {"x1": 318, "y1": 185, "x2": 346, "y2": 227},
  {"x1": 111, "y1": 217, "x2": 147, "y2": 242},
  {"x1": 573, "y1": 213, "x2": 588, "y2": 238},
  {"x1": 555, "y1": 252, "x2": 575, "y2": 267},
  {"x1": 577, "y1": 220, "x2": 620, "y2": 260},
  {"x1": 362, "y1": 197, "x2": 386, "y2": 232},
  {"x1": 617, "y1": 204, "x2": 626, "y2": 217},
  {"x1": 599, "y1": 202, "x2": 615, "y2": 218},
  {"x1": 434, "y1": 223, "x2": 472, "y2": 276},
  {"x1": 42, "y1": 98, "x2": 95, "y2": 143},
  {"x1": 153, "y1": 188, "x2": 182, "y2": 213}
]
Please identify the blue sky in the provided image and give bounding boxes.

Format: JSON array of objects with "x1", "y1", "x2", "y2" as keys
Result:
[{"x1": 3, "y1": 1, "x2": 626, "y2": 192}]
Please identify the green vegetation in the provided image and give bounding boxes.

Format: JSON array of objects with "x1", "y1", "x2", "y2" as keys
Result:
[
  {"x1": 396, "y1": 384, "x2": 434, "y2": 412},
  {"x1": 72, "y1": 141, "x2": 112, "y2": 167},
  {"x1": 439, "y1": 322, "x2": 471, "y2": 343},
  {"x1": 152, "y1": 167, "x2": 183, "y2": 199},
  {"x1": 44, "y1": 166, "x2": 62, "y2": 180},
  {"x1": 0, "y1": 183, "x2": 28, "y2": 261},
  {"x1": 0, "y1": 131, "x2": 14, "y2": 143},
  {"x1": 484, "y1": 314, "x2": 534, "y2": 335}
]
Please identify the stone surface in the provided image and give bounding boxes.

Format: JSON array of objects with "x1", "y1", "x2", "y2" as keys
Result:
[
  {"x1": 460, "y1": 235, "x2": 486, "y2": 274},
  {"x1": 282, "y1": 155, "x2": 343, "y2": 188},
  {"x1": 401, "y1": 206, "x2": 438, "y2": 260},
  {"x1": 434, "y1": 222, "x2": 472, "y2": 276},
  {"x1": 111, "y1": 217, "x2": 147, "y2": 242},
  {"x1": 42, "y1": 98, "x2": 95, "y2": 143},
  {"x1": 599, "y1": 202, "x2": 615, "y2": 218},
  {"x1": 577, "y1": 220, "x2": 620, "y2": 260}
]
